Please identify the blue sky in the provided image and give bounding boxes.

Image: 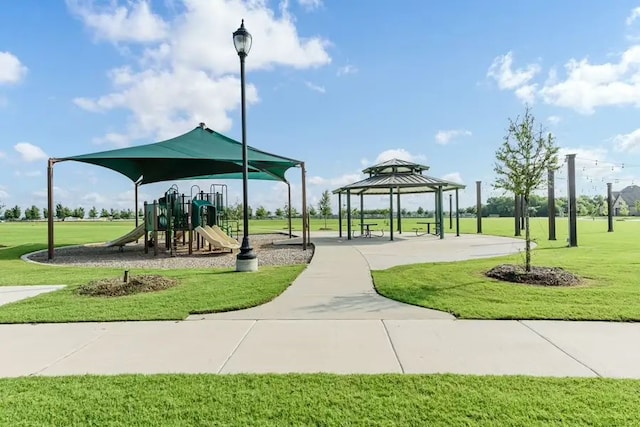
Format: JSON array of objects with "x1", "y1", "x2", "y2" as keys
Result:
[{"x1": 2, "y1": 0, "x2": 640, "y2": 215}]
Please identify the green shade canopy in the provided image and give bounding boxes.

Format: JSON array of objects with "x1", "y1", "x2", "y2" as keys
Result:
[{"x1": 59, "y1": 124, "x2": 301, "y2": 184}]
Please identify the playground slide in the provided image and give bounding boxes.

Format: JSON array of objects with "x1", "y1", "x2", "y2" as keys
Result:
[
  {"x1": 105, "y1": 224, "x2": 145, "y2": 248},
  {"x1": 206, "y1": 225, "x2": 239, "y2": 246},
  {"x1": 195, "y1": 226, "x2": 240, "y2": 250}
]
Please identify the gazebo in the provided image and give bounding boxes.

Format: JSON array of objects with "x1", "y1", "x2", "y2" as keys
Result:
[
  {"x1": 46, "y1": 123, "x2": 308, "y2": 258},
  {"x1": 333, "y1": 159, "x2": 466, "y2": 240}
]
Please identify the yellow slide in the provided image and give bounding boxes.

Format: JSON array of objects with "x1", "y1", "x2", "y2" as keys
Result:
[
  {"x1": 195, "y1": 226, "x2": 240, "y2": 251},
  {"x1": 105, "y1": 224, "x2": 145, "y2": 248},
  {"x1": 206, "y1": 225, "x2": 240, "y2": 247}
]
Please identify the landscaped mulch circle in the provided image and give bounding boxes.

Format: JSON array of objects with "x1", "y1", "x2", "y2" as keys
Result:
[
  {"x1": 76, "y1": 275, "x2": 179, "y2": 297},
  {"x1": 486, "y1": 264, "x2": 581, "y2": 287}
]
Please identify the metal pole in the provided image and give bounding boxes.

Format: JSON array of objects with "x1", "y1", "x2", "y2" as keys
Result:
[
  {"x1": 236, "y1": 49, "x2": 257, "y2": 271},
  {"x1": 396, "y1": 190, "x2": 402, "y2": 233},
  {"x1": 301, "y1": 162, "x2": 308, "y2": 250},
  {"x1": 389, "y1": 187, "x2": 394, "y2": 241},
  {"x1": 548, "y1": 169, "x2": 556, "y2": 240},
  {"x1": 567, "y1": 154, "x2": 578, "y2": 247},
  {"x1": 455, "y1": 188, "x2": 460, "y2": 237},
  {"x1": 287, "y1": 182, "x2": 292, "y2": 239},
  {"x1": 476, "y1": 181, "x2": 482, "y2": 233},
  {"x1": 47, "y1": 158, "x2": 56, "y2": 260},
  {"x1": 607, "y1": 182, "x2": 614, "y2": 232},
  {"x1": 439, "y1": 187, "x2": 444, "y2": 239},
  {"x1": 134, "y1": 182, "x2": 139, "y2": 228},
  {"x1": 338, "y1": 192, "x2": 342, "y2": 238},
  {"x1": 360, "y1": 193, "x2": 364, "y2": 236},
  {"x1": 449, "y1": 193, "x2": 452, "y2": 229},
  {"x1": 346, "y1": 189, "x2": 352, "y2": 240},
  {"x1": 514, "y1": 194, "x2": 521, "y2": 236}
]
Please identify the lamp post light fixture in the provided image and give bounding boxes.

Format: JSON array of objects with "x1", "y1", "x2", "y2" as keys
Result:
[{"x1": 233, "y1": 19, "x2": 258, "y2": 272}]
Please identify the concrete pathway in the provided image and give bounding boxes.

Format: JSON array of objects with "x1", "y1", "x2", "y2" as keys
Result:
[
  {"x1": 189, "y1": 232, "x2": 525, "y2": 320},
  {"x1": 2, "y1": 319, "x2": 639, "y2": 378},
  {"x1": 3, "y1": 232, "x2": 639, "y2": 379},
  {"x1": 0, "y1": 285, "x2": 64, "y2": 307}
]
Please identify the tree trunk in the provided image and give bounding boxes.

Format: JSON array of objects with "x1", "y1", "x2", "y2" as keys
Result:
[{"x1": 524, "y1": 195, "x2": 531, "y2": 272}]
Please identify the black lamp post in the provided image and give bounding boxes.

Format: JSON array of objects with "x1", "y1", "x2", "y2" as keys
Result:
[{"x1": 233, "y1": 19, "x2": 258, "y2": 272}]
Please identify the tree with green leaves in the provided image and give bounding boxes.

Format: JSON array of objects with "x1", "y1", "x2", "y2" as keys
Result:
[
  {"x1": 88, "y1": 206, "x2": 98, "y2": 219},
  {"x1": 255, "y1": 206, "x2": 268, "y2": 219},
  {"x1": 416, "y1": 206, "x2": 424, "y2": 216},
  {"x1": 634, "y1": 200, "x2": 640, "y2": 216},
  {"x1": 318, "y1": 190, "x2": 332, "y2": 229},
  {"x1": 24, "y1": 205, "x2": 41, "y2": 220},
  {"x1": 494, "y1": 106, "x2": 559, "y2": 272},
  {"x1": 274, "y1": 208, "x2": 284, "y2": 218},
  {"x1": 100, "y1": 208, "x2": 110, "y2": 218},
  {"x1": 308, "y1": 206, "x2": 317, "y2": 217}
]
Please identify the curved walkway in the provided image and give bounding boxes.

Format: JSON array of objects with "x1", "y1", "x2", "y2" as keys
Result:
[{"x1": 189, "y1": 232, "x2": 527, "y2": 320}]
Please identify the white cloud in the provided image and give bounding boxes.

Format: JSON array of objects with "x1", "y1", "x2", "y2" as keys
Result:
[
  {"x1": 374, "y1": 149, "x2": 426, "y2": 164},
  {"x1": 540, "y1": 45, "x2": 640, "y2": 113},
  {"x1": 14, "y1": 143, "x2": 48, "y2": 162},
  {"x1": 435, "y1": 129, "x2": 472, "y2": 145},
  {"x1": 82, "y1": 192, "x2": 108, "y2": 205},
  {"x1": 0, "y1": 151, "x2": 5, "y2": 159},
  {"x1": 298, "y1": 0, "x2": 322, "y2": 11},
  {"x1": 514, "y1": 84, "x2": 537, "y2": 103},
  {"x1": 0, "y1": 186, "x2": 9, "y2": 200},
  {"x1": 547, "y1": 115, "x2": 562, "y2": 125},
  {"x1": 66, "y1": 0, "x2": 168, "y2": 43},
  {"x1": 627, "y1": 7, "x2": 640, "y2": 26},
  {"x1": 487, "y1": 51, "x2": 540, "y2": 90},
  {"x1": 442, "y1": 172, "x2": 464, "y2": 184},
  {"x1": 15, "y1": 170, "x2": 42, "y2": 177},
  {"x1": 612, "y1": 128, "x2": 640, "y2": 153},
  {"x1": 558, "y1": 147, "x2": 623, "y2": 181},
  {"x1": 0, "y1": 51, "x2": 27, "y2": 84},
  {"x1": 309, "y1": 173, "x2": 361, "y2": 187},
  {"x1": 337, "y1": 64, "x2": 358, "y2": 76},
  {"x1": 70, "y1": 0, "x2": 332, "y2": 146},
  {"x1": 304, "y1": 81, "x2": 326, "y2": 93}
]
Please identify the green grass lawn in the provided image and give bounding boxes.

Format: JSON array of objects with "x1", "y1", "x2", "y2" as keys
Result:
[
  {"x1": 2, "y1": 374, "x2": 640, "y2": 426},
  {"x1": 374, "y1": 217, "x2": 640, "y2": 320},
  {"x1": 0, "y1": 220, "x2": 304, "y2": 322}
]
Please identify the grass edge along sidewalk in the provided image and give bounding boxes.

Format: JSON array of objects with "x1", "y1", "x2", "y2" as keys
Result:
[{"x1": 2, "y1": 374, "x2": 640, "y2": 426}]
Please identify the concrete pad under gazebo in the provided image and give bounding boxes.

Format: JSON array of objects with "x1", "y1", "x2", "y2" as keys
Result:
[{"x1": 333, "y1": 159, "x2": 465, "y2": 240}]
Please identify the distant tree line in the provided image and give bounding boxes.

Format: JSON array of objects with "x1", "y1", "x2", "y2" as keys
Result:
[{"x1": 0, "y1": 204, "x2": 143, "y2": 221}]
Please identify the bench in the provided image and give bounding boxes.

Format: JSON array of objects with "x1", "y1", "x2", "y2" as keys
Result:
[{"x1": 416, "y1": 221, "x2": 440, "y2": 235}]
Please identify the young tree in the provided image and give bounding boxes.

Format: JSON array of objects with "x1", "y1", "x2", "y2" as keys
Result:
[
  {"x1": 88, "y1": 206, "x2": 98, "y2": 219},
  {"x1": 43, "y1": 208, "x2": 48, "y2": 219},
  {"x1": 24, "y1": 205, "x2": 41, "y2": 220},
  {"x1": 255, "y1": 206, "x2": 268, "y2": 219},
  {"x1": 73, "y1": 207, "x2": 85, "y2": 219},
  {"x1": 274, "y1": 208, "x2": 284, "y2": 218},
  {"x1": 635, "y1": 200, "x2": 640, "y2": 216},
  {"x1": 494, "y1": 106, "x2": 559, "y2": 272},
  {"x1": 318, "y1": 190, "x2": 332, "y2": 229},
  {"x1": 308, "y1": 206, "x2": 317, "y2": 217},
  {"x1": 416, "y1": 206, "x2": 424, "y2": 216},
  {"x1": 100, "y1": 208, "x2": 110, "y2": 218}
]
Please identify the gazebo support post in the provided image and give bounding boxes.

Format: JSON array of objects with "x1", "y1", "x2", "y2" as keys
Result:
[
  {"x1": 338, "y1": 192, "x2": 342, "y2": 238},
  {"x1": 47, "y1": 158, "x2": 57, "y2": 260},
  {"x1": 360, "y1": 193, "x2": 364, "y2": 236},
  {"x1": 439, "y1": 187, "x2": 444, "y2": 239},
  {"x1": 449, "y1": 193, "x2": 453, "y2": 229},
  {"x1": 287, "y1": 182, "x2": 292, "y2": 238},
  {"x1": 389, "y1": 187, "x2": 394, "y2": 241},
  {"x1": 455, "y1": 188, "x2": 460, "y2": 237},
  {"x1": 301, "y1": 162, "x2": 308, "y2": 250},
  {"x1": 346, "y1": 189, "x2": 352, "y2": 240},
  {"x1": 396, "y1": 190, "x2": 401, "y2": 233}
]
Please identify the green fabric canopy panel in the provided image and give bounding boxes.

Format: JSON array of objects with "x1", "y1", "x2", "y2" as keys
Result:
[{"x1": 60, "y1": 125, "x2": 301, "y2": 184}]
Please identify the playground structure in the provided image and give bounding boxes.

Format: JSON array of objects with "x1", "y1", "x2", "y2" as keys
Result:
[{"x1": 135, "y1": 183, "x2": 240, "y2": 256}]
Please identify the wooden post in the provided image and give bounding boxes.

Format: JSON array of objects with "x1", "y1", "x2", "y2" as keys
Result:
[
  {"x1": 548, "y1": 169, "x2": 556, "y2": 240},
  {"x1": 476, "y1": 181, "x2": 482, "y2": 233}
]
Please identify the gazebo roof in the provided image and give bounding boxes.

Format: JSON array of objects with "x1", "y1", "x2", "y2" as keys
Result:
[{"x1": 333, "y1": 158, "x2": 465, "y2": 194}]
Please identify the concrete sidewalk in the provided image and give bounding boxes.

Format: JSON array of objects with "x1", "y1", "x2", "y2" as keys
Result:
[
  {"x1": 3, "y1": 232, "x2": 639, "y2": 379},
  {"x1": 2, "y1": 319, "x2": 639, "y2": 378}
]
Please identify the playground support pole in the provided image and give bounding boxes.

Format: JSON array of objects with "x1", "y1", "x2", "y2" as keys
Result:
[
  {"x1": 188, "y1": 200, "x2": 193, "y2": 255},
  {"x1": 338, "y1": 192, "x2": 342, "y2": 238},
  {"x1": 287, "y1": 182, "x2": 292, "y2": 239},
  {"x1": 152, "y1": 201, "x2": 158, "y2": 256},
  {"x1": 455, "y1": 188, "x2": 460, "y2": 237},
  {"x1": 567, "y1": 154, "x2": 578, "y2": 247},
  {"x1": 439, "y1": 187, "x2": 444, "y2": 240},
  {"x1": 301, "y1": 162, "x2": 308, "y2": 250},
  {"x1": 607, "y1": 182, "x2": 614, "y2": 232},
  {"x1": 134, "y1": 182, "x2": 139, "y2": 229},
  {"x1": 548, "y1": 169, "x2": 556, "y2": 240},
  {"x1": 360, "y1": 193, "x2": 364, "y2": 236},
  {"x1": 144, "y1": 202, "x2": 149, "y2": 254},
  {"x1": 476, "y1": 181, "x2": 482, "y2": 233},
  {"x1": 47, "y1": 158, "x2": 57, "y2": 260}
]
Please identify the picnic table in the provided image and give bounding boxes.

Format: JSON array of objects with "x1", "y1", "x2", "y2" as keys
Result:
[{"x1": 415, "y1": 221, "x2": 440, "y2": 236}]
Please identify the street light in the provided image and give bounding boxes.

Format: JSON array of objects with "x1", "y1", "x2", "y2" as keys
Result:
[{"x1": 233, "y1": 19, "x2": 258, "y2": 272}]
